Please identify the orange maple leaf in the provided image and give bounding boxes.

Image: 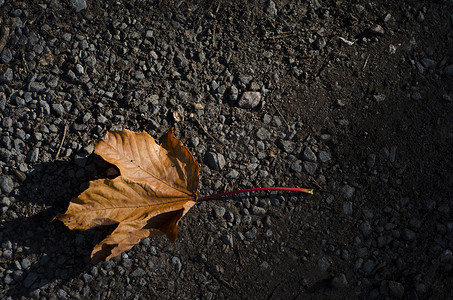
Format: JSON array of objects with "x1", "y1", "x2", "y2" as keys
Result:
[{"x1": 56, "y1": 129, "x2": 199, "y2": 261}]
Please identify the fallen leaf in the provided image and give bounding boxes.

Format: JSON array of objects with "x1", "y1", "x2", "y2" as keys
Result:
[{"x1": 56, "y1": 129, "x2": 199, "y2": 261}]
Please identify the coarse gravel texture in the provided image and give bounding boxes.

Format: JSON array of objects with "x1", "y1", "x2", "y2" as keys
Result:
[{"x1": 1, "y1": 0, "x2": 453, "y2": 299}]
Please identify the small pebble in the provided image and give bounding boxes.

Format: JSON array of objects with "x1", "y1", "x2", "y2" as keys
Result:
[
  {"x1": 303, "y1": 147, "x2": 317, "y2": 162},
  {"x1": 205, "y1": 152, "x2": 226, "y2": 171},
  {"x1": 317, "y1": 256, "x2": 331, "y2": 272},
  {"x1": 303, "y1": 162, "x2": 317, "y2": 175},
  {"x1": 388, "y1": 281, "x2": 404, "y2": 298},
  {"x1": 171, "y1": 256, "x2": 182, "y2": 273},
  {"x1": 340, "y1": 185, "x2": 355, "y2": 198},
  {"x1": 0, "y1": 175, "x2": 14, "y2": 194},
  {"x1": 239, "y1": 91, "x2": 261, "y2": 109},
  {"x1": 214, "y1": 205, "x2": 226, "y2": 218},
  {"x1": 265, "y1": 1, "x2": 278, "y2": 17},
  {"x1": 370, "y1": 24, "x2": 385, "y2": 35},
  {"x1": 331, "y1": 273, "x2": 348, "y2": 288},
  {"x1": 343, "y1": 201, "x2": 353, "y2": 215}
]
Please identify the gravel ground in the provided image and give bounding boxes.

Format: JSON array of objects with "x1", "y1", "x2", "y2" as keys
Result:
[{"x1": 0, "y1": 0, "x2": 452, "y2": 299}]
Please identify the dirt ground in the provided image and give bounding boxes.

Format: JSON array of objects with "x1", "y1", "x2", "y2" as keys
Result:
[{"x1": 0, "y1": 0, "x2": 452, "y2": 299}]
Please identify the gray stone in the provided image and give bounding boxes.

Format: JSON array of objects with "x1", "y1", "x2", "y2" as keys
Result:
[
  {"x1": 411, "y1": 92, "x2": 422, "y2": 101},
  {"x1": 57, "y1": 289, "x2": 67, "y2": 299},
  {"x1": 1, "y1": 197, "x2": 11, "y2": 206},
  {"x1": 172, "y1": 257, "x2": 182, "y2": 273},
  {"x1": 1, "y1": 48, "x2": 13, "y2": 64},
  {"x1": 52, "y1": 103, "x2": 65, "y2": 116},
  {"x1": 67, "y1": 70, "x2": 77, "y2": 81},
  {"x1": 84, "y1": 144, "x2": 94, "y2": 154},
  {"x1": 370, "y1": 24, "x2": 385, "y2": 35},
  {"x1": 75, "y1": 64, "x2": 84, "y2": 75},
  {"x1": 421, "y1": 58, "x2": 436, "y2": 68},
  {"x1": 251, "y1": 206, "x2": 266, "y2": 216},
  {"x1": 224, "y1": 211, "x2": 235, "y2": 222},
  {"x1": 82, "y1": 273, "x2": 92, "y2": 283},
  {"x1": 3, "y1": 249, "x2": 12, "y2": 259},
  {"x1": 175, "y1": 54, "x2": 189, "y2": 68},
  {"x1": 239, "y1": 76, "x2": 253, "y2": 85},
  {"x1": 0, "y1": 175, "x2": 14, "y2": 194},
  {"x1": 130, "y1": 268, "x2": 146, "y2": 277},
  {"x1": 278, "y1": 139, "x2": 295, "y2": 153},
  {"x1": 445, "y1": 65, "x2": 453, "y2": 76},
  {"x1": 373, "y1": 95, "x2": 386, "y2": 102},
  {"x1": 145, "y1": 30, "x2": 154, "y2": 39},
  {"x1": 318, "y1": 150, "x2": 331, "y2": 162},
  {"x1": 256, "y1": 127, "x2": 271, "y2": 140},
  {"x1": 265, "y1": 1, "x2": 278, "y2": 17},
  {"x1": 314, "y1": 37, "x2": 327, "y2": 50},
  {"x1": 214, "y1": 205, "x2": 226, "y2": 218},
  {"x1": 28, "y1": 82, "x2": 46, "y2": 92},
  {"x1": 226, "y1": 170, "x2": 239, "y2": 179},
  {"x1": 0, "y1": 149, "x2": 11, "y2": 161},
  {"x1": 84, "y1": 55, "x2": 97, "y2": 68},
  {"x1": 0, "y1": 68, "x2": 13, "y2": 83},
  {"x1": 244, "y1": 228, "x2": 257, "y2": 239},
  {"x1": 416, "y1": 11, "x2": 425, "y2": 23},
  {"x1": 337, "y1": 119, "x2": 349, "y2": 126},
  {"x1": 290, "y1": 160, "x2": 302, "y2": 172},
  {"x1": 39, "y1": 100, "x2": 51, "y2": 114},
  {"x1": 48, "y1": 77, "x2": 59, "y2": 88},
  {"x1": 221, "y1": 234, "x2": 234, "y2": 248},
  {"x1": 409, "y1": 217, "x2": 422, "y2": 229},
  {"x1": 260, "y1": 261, "x2": 270, "y2": 270},
  {"x1": 343, "y1": 201, "x2": 353, "y2": 215},
  {"x1": 439, "y1": 249, "x2": 453, "y2": 262},
  {"x1": 135, "y1": 71, "x2": 145, "y2": 80},
  {"x1": 205, "y1": 152, "x2": 225, "y2": 171},
  {"x1": 367, "y1": 154, "x2": 376, "y2": 168},
  {"x1": 331, "y1": 273, "x2": 348, "y2": 288},
  {"x1": 196, "y1": 50, "x2": 205, "y2": 63},
  {"x1": 239, "y1": 91, "x2": 261, "y2": 109},
  {"x1": 389, "y1": 146, "x2": 397, "y2": 163},
  {"x1": 360, "y1": 221, "x2": 371, "y2": 237},
  {"x1": 362, "y1": 259, "x2": 376, "y2": 274},
  {"x1": 229, "y1": 85, "x2": 239, "y2": 101},
  {"x1": 317, "y1": 256, "x2": 331, "y2": 272},
  {"x1": 388, "y1": 281, "x2": 404, "y2": 298},
  {"x1": 402, "y1": 228, "x2": 416, "y2": 240},
  {"x1": 70, "y1": 0, "x2": 86, "y2": 12},
  {"x1": 30, "y1": 289, "x2": 40, "y2": 298},
  {"x1": 211, "y1": 80, "x2": 219, "y2": 91},
  {"x1": 377, "y1": 236, "x2": 390, "y2": 248},
  {"x1": 340, "y1": 185, "x2": 355, "y2": 198},
  {"x1": 325, "y1": 195, "x2": 334, "y2": 204},
  {"x1": 62, "y1": 33, "x2": 72, "y2": 41},
  {"x1": 357, "y1": 247, "x2": 368, "y2": 258},
  {"x1": 303, "y1": 147, "x2": 317, "y2": 162},
  {"x1": 303, "y1": 162, "x2": 317, "y2": 175},
  {"x1": 360, "y1": 221, "x2": 372, "y2": 237},
  {"x1": 27, "y1": 148, "x2": 39, "y2": 163}
]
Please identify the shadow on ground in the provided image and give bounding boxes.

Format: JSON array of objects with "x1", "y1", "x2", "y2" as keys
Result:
[{"x1": 1, "y1": 159, "x2": 110, "y2": 298}]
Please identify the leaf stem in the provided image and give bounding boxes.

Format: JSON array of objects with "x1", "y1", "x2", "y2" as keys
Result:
[{"x1": 198, "y1": 187, "x2": 313, "y2": 201}]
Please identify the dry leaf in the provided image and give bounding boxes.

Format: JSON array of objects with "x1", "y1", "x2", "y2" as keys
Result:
[{"x1": 56, "y1": 129, "x2": 199, "y2": 261}]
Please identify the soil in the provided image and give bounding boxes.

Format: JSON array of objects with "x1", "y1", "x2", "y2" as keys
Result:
[{"x1": 0, "y1": 0, "x2": 452, "y2": 299}]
